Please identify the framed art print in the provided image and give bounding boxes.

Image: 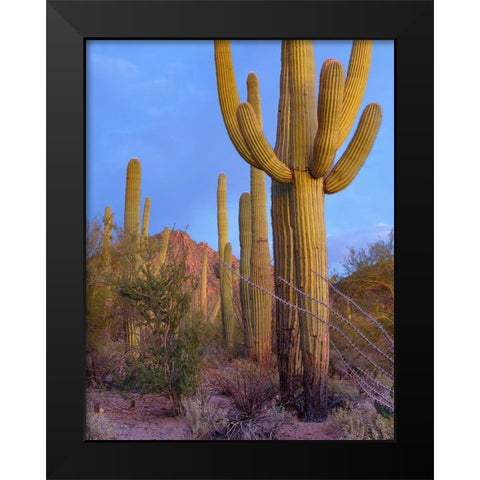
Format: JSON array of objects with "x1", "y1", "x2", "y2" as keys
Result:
[{"x1": 47, "y1": 1, "x2": 433, "y2": 478}]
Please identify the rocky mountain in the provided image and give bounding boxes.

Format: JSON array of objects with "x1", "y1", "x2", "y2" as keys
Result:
[{"x1": 151, "y1": 228, "x2": 241, "y2": 312}]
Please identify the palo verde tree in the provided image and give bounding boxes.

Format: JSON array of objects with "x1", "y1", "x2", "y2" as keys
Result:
[{"x1": 214, "y1": 40, "x2": 382, "y2": 420}]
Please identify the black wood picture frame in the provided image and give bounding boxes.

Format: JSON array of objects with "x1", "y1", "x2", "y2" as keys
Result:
[{"x1": 47, "y1": 1, "x2": 433, "y2": 478}]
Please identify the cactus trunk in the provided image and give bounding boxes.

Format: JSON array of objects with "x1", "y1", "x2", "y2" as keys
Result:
[
  {"x1": 124, "y1": 158, "x2": 141, "y2": 242},
  {"x1": 102, "y1": 205, "x2": 113, "y2": 269},
  {"x1": 239, "y1": 192, "x2": 253, "y2": 357},
  {"x1": 273, "y1": 42, "x2": 301, "y2": 401},
  {"x1": 201, "y1": 249, "x2": 208, "y2": 318},
  {"x1": 221, "y1": 242, "x2": 234, "y2": 348},
  {"x1": 141, "y1": 196, "x2": 151, "y2": 241}
]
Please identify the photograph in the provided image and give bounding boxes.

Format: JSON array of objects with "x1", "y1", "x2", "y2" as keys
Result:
[{"x1": 85, "y1": 39, "x2": 395, "y2": 441}]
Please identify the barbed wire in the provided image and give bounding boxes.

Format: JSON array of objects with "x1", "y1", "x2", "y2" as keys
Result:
[
  {"x1": 278, "y1": 276, "x2": 394, "y2": 364},
  {"x1": 331, "y1": 340, "x2": 394, "y2": 411},
  {"x1": 312, "y1": 270, "x2": 394, "y2": 349},
  {"x1": 220, "y1": 259, "x2": 394, "y2": 381}
]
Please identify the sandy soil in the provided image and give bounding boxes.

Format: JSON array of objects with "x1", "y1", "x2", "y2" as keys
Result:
[{"x1": 86, "y1": 386, "x2": 340, "y2": 441}]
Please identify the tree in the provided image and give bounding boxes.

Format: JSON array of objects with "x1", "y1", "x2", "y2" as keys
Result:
[{"x1": 113, "y1": 246, "x2": 201, "y2": 415}]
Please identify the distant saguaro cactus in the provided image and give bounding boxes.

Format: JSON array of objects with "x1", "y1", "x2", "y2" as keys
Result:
[
  {"x1": 124, "y1": 157, "x2": 142, "y2": 242},
  {"x1": 221, "y1": 242, "x2": 234, "y2": 348},
  {"x1": 123, "y1": 158, "x2": 142, "y2": 346},
  {"x1": 217, "y1": 173, "x2": 233, "y2": 347},
  {"x1": 141, "y1": 196, "x2": 151, "y2": 242},
  {"x1": 200, "y1": 248, "x2": 208, "y2": 318},
  {"x1": 214, "y1": 40, "x2": 381, "y2": 420},
  {"x1": 102, "y1": 205, "x2": 113, "y2": 269}
]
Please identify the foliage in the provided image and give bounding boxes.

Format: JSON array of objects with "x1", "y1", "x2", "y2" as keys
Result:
[
  {"x1": 181, "y1": 388, "x2": 229, "y2": 440},
  {"x1": 113, "y1": 248, "x2": 201, "y2": 415},
  {"x1": 328, "y1": 401, "x2": 394, "y2": 440}
]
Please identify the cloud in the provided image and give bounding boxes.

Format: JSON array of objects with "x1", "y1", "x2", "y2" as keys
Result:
[{"x1": 90, "y1": 53, "x2": 139, "y2": 78}]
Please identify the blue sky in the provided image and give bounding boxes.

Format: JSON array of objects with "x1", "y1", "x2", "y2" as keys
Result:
[{"x1": 86, "y1": 40, "x2": 393, "y2": 275}]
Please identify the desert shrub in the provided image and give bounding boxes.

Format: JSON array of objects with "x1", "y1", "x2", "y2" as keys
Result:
[
  {"x1": 327, "y1": 376, "x2": 363, "y2": 409},
  {"x1": 213, "y1": 360, "x2": 278, "y2": 416},
  {"x1": 328, "y1": 401, "x2": 394, "y2": 440},
  {"x1": 85, "y1": 411, "x2": 116, "y2": 440},
  {"x1": 181, "y1": 390, "x2": 229, "y2": 440},
  {"x1": 222, "y1": 402, "x2": 290, "y2": 440}
]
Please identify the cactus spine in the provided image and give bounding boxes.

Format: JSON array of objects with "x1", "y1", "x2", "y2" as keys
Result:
[
  {"x1": 214, "y1": 40, "x2": 381, "y2": 420},
  {"x1": 246, "y1": 73, "x2": 273, "y2": 364},
  {"x1": 238, "y1": 192, "x2": 253, "y2": 357},
  {"x1": 141, "y1": 196, "x2": 151, "y2": 241},
  {"x1": 221, "y1": 242, "x2": 234, "y2": 347}
]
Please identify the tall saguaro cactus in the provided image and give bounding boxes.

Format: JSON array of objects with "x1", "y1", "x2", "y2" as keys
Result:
[
  {"x1": 238, "y1": 192, "x2": 253, "y2": 357},
  {"x1": 124, "y1": 157, "x2": 142, "y2": 242},
  {"x1": 217, "y1": 173, "x2": 233, "y2": 347},
  {"x1": 214, "y1": 40, "x2": 382, "y2": 420},
  {"x1": 123, "y1": 158, "x2": 142, "y2": 346},
  {"x1": 246, "y1": 74, "x2": 273, "y2": 364}
]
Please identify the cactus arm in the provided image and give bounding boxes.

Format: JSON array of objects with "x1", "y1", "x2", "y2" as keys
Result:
[
  {"x1": 310, "y1": 59, "x2": 344, "y2": 178},
  {"x1": 324, "y1": 102, "x2": 382, "y2": 194},
  {"x1": 214, "y1": 40, "x2": 258, "y2": 167},
  {"x1": 236, "y1": 102, "x2": 293, "y2": 184},
  {"x1": 337, "y1": 40, "x2": 373, "y2": 147}
]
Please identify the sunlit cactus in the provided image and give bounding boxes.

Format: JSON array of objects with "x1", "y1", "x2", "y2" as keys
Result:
[
  {"x1": 217, "y1": 173, "x2": 232, "y2": 347},
  {"x1": 200, "y1": 249, "x2": 208, "y2": 318},
  {"x1": 221, "y1": 242, "x2": 234, "y2": 348},
  {"x1": 141, "y1": 196, "x2": 151, "y2": 242},
  {"x1": 124, "y1": 157, "x2": 142, "y2": 242},
  {"x1": 102, "y1": 205, "x2": 113, "y2": 269},
  {"x1": 154, "y1": 226, "x2": 170, "y2": 274},
  {"x1": 238, "y1": 192, "x2": 253, "y2": 357},
  {"x1": 214, "y1": 40, "x2": 381, "y2": 420},
  {"x1": 246, "y1": 73, "x2": 273, "y2": 364}
]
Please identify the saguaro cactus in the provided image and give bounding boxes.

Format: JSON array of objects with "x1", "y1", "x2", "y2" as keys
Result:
[
  {"x1": 238, "y1": 192, "x2": 253, "y2": 357},
  {"x1": 246, "y1": 74, "x2": 273, "y2": 364},
  {"x1": 141, "y1": 196, "x2": 151, "y2": 241},
  {"x1": 124, "y1": 158, "x2": 142, "y2": 242},
  {"x1": 221, "y1": 242, "x2": 234, "y2": 348},
  {"x1": 214, "y1": 40, "x2": 381, "y2": 420},
  {"x1": 200, "y1": 248, "x2": 208, "y2": 318},
  {"x1": 102, "y1": 205, "x2": 113, "y2": 269},
  {"x1": 123, "y1": 158, "x2": 142, "y2": 346},
  {"x1": 217, "y1": 173, "x2": 233, "y2": 347}
]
